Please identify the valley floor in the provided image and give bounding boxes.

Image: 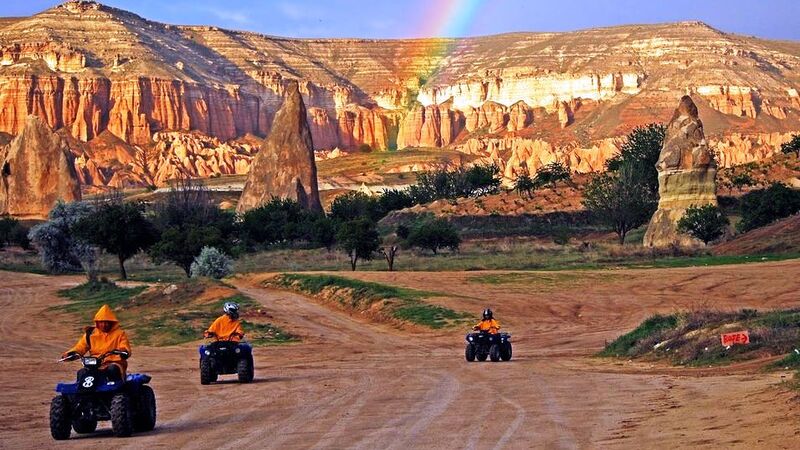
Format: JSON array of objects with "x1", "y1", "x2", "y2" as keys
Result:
[{"x1": 1, "y1": 261, "x2": 799, "y2": 448}]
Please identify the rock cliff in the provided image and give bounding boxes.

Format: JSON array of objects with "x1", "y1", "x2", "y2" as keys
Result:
[
  {"x1": 643, "y1": 97, "x2": 717, "y2": 248},
  {"x1": 237, "y1": 82, "x2": 321, "y2": 213},
  {"x1": 0, "y1": 115, "x2": 81, "y2": 218},
  {"x1": 0, "y1": 2, "x2": 799, "y2": 191}
]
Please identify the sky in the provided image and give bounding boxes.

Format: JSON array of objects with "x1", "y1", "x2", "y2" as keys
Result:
[{"x1": 3, "y1": 0, "x2": 800, "y2": 41}]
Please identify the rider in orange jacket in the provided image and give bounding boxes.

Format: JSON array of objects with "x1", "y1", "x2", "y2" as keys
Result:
[
  {"x1": 205, "y1": 302, "x2": 245, "y2": 342},
  {"x1": 473, "y1": 308, "x2": 500, "y2": 334},
  {"x1": 63, "y1": 304, "x2": 131, "y2": 381}
]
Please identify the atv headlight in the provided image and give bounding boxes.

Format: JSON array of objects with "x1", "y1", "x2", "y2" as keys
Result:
[
  {"x1": 204, "y1": 350, "x2": 211, "y2": 356},
  {"x1": 234, "y1": 347, "x2": 241, "y2": 354},
  {"x1": 83, "y1": 357, "x2": 98, "y2": 366},
  {"x1": 468, "y1": 336, "x2": 473, "y2": 341}
]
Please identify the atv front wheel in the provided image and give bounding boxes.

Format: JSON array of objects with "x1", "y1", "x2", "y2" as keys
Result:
[
  {"x1": 489, "y1": 344, "x2": 501, "y2": 362},
  {"x1": 237, "y1": 357, "x2": 254, "y2": 383},
  {"x1": 50, "y1": 396, "x2": 72, "y2": 440},
  {"x1": 133, "y1": 385, "x2": 157, "y2": 432},
  {"x1": 110, "y1": 393, "x2": 134, "y2": 437},
  {"x1": 465, "y1": 344, "x2": 476, "y2": 362},
  {"x1": 500, "y1": 343, "x2": 512, "y2": 361},
  {"x1": 200, "y1": 358, "x2": 217, "y2": 385},
  {"x1": 72, "y1": 416, "x2": 98, "y2": 434}
]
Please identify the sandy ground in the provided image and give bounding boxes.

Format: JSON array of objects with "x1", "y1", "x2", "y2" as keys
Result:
[{"x1": 1, "y1": 261, "x2": 800, "y2": 449}]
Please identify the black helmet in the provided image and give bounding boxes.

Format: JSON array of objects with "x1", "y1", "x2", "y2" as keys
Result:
[{"x1": 482, "y1": 308, "x2": 493, "y2": 320}]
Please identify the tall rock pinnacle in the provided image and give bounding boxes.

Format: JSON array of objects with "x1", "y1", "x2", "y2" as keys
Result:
[
  {"x1": 236, "y1": 81, "x2": 322, "y2": 214},
  {"x1": 0, "y1": 115, "x2": 82, "y2": 218},
  {"x1": 643, "y1": 96, "x2": 717, "y2": 247}
]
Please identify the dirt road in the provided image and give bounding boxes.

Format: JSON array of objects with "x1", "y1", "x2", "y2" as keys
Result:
[{"x1": 1, "y1": 261, "x2": 799, "y2": 448}]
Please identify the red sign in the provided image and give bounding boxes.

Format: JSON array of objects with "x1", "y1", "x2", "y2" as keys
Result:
[{"x1": 720, "y1": 331, "x2": 750, "y2": 346}]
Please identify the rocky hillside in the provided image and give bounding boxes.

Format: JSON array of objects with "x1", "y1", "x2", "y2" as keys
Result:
[{"x1": 2, "y1": 1, "x2": 800, "y2": 189}]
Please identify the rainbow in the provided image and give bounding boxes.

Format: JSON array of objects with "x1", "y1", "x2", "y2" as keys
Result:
[{"x1": 410, "y1": 0, "x2": 487, "y2": 88}]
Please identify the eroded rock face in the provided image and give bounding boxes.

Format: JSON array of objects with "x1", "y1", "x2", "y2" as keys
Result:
[
  {"x1": 643, "y1": 96, "x2": 717, "y2": 248},
  {"x1": 237, "y1": 82, "x2": 321, "y2": 213},
  {"x1": 0, "y1": 115, "x2": 81, "y2": 218}
]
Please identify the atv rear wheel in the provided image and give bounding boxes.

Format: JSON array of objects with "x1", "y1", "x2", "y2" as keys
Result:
[
  {"x1": 465, "y1": 344, "x2": 476, "y2": 362},
  {"x1": 489, "y1": 344, "x2": 501, "y2": 362},
  {"x1": 110, "y1": 393, "x2": 134, "y2": 437},
  {"x1": 237, "y1": 356, "x2": 254, "y2": 383},
  {"x1": 72, "y1": 416, "x2": 98, "y2": 434},
  {"x1": 200, "y1": 358, "x2": 217, "y2": 385},
  {"x1": 50, "y1": 395, "x2": 72, "y2": 440},
  {"x1": 476, "y1": 350, "x2": 488, "y2": 361},
  {"x1": 133, "y1": 385, "x2": 157, "y2": 432},
  {"x1": 500, "y1": 343, "x2": 512, "y2": 361}
]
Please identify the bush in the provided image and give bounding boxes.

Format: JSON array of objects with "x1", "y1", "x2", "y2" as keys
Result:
[
  {"x1": 190, "y1": 246, "x2": 233, "y2": 279},
  {"x1": 357, "y1": 143, "x2": 372, "y2": 153},
  {"x1": 240, "y1": 197, "x2": 324, "y2": 247},
  {"x1": 149, "y1": 178, "x2": 238, "y2": 277},
  {"x1": 533, "y1": 161, "x2": 571, "y2": 189},
  {"x1": 0, "y1": 217, "x2": 28, "y2": 249},
  {"x1": 410, "y1": 164, "x2": 500, "y2": 202},
  {"x1": 336, "y1": 218, "x2": 380, "y2": 271},
  {"x1": 737, "y1": 183, "x2": 800, "y2": 233},
  {"x1": 677, "y1": 204, "x2": 729, "y2": 244},
  {"x1": 404, "y1": 217, "x2": 461, "y2": 254},
  {"x1": 513, "y1": 172, "x2": 536, "y2": 198},
  {"x1": 377, "y1": 189, "x2": 415, "y2": 215},
  {"x1": 781, "y1": 134, "x2": 800, "y2": 158},
  {"x1": 329, "y1": 191, "x2": 383, "y2": 223},
  {"x1": 28, "y1": 201, "x2": 98, "y2": 279}
]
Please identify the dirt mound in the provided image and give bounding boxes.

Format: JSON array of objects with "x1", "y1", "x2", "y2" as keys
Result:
[{"x1": 713, "y1": 213, "x2": 800, "y2": 255}]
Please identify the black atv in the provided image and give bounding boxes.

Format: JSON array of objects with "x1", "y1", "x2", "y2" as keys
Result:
[
  {"x1": 199, "y1": 332, "x2": 254, "y2": 384},
  {"x1": 465, "y1": 331, "x2": 512, "y2": 362},
  {"x1": 50, "y1": 352, "x2": 156, "y2": 440}
]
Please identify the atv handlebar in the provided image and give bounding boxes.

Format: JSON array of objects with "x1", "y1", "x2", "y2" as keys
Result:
[{"x1": 58, "y1": 349, "x2": 129, "y2": 363}]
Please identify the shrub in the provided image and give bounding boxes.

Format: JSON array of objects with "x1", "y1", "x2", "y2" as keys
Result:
[
  {"x1": 0, "y1": 217, "x2": 28, "y2": 248},
  {"x1": 737, "y1": 183, "x2": 800, "y2": 233},
  {"x1": 410, "y1": 164, "x2": 500, "y2": 202},
  {"x1": 677, "y1": 204, "x2": 729, "y2": 244},
  {"x1": 336, "y1": 218, "x2": 380, "y2": 271},
  {"x1": 781, "y1": 134, "x2": 800, "y2": 158},
  {"x1": 28, "y1": 201, "x2": 98, "y2": 280},
  {"x1": 240, "y1": 197, "x2": 323, "y2": 247},
  {"x1": 404, "y1": 217, "x2": 461, "y2": 254},
  {"x1": 377, "y1": 189, "x2": 415, "y2": 215},
  {"x1": 329, "y1": 191, "x2": 383, "y2": 223},
  {"x1": 533, "y1": 161, "x2": 571, "y2": 189},
  {"x1": 190, "y1": 246, "x2": 233, "y2": 279},
  {"x1": 513, "y1": 172, "x2": 536, "y2": 198},
  {"x1": 358, "y1": 143, "x2": 372, "y2": 153}
]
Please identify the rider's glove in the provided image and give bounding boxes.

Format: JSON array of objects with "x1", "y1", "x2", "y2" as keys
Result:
[
  {"x1": 63, "y1": 351, "x2": 79, "y2": 359},
  {"x1": 115, "y1": 350, "x2": 130, "y2": 360}
]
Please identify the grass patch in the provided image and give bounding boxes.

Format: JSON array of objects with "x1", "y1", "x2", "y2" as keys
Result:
[
  {"x1": 56, "y1": 279, "x2": 297, "y2": 347},
  {"x1": 599, "y1": 308, "x2": 800, "y2": 367},
  {"x1": 270, "y1": 273, "x2": 469, "y2": 329},
  {"x1": 598, "y1": 314, "x2": 678, "y2": 357}
]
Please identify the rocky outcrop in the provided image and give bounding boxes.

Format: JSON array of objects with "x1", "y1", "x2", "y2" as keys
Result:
[
  {"x1": 643, "y1": 96, "x2": 717, "y2": 248},
  {"x1": 237, "y1": 82, "x2": 321, "y2": 213},
  {"x1": 0, "y1": 115, "x2": 81, "y2": 218},
  {"x1": 0, "y1": 42, "x2": 86, "y2": 72}
]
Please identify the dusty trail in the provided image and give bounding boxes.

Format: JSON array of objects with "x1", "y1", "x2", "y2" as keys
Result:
[{"x1": 1, "y1": 261, "x2": 799, "y2": 449}]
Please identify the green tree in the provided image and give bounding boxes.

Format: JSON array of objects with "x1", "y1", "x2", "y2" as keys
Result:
[
  {"x1": 329, "y1": 191, "x2": 383, "y2": 223},
  {"x1": 28, "y1": 201, "x2": 98, "y2": 280},
  {"x1": 149, "y1": 178, "x2": 237, "y2": 277},
  {"x1": 240, "y1": 197, "x2": 321, "y2": 247},
  {"x1": 606, "y1": 123, "x2": 666, "y2": 196},
  {"x1": 730, "y1": 172, "x2": 756, "y2": 194},
  {"x1": 533, "y1": 161, "x2": 571, "y2": 189},
  {"x1": 781, "y1": 134, "x2": 800, "y2": 158},
  {"x1": 404, "y1": 217, "x2": 461, "y2": 254},
  {"x1": 737, "y1": 183, "x2": 800, "y2": 233},
  {"x1": 73, "y1": 197, "x2": 157, "y2": 280},
  {"x1": 583, "y1": 170, "x2": 657, "y2": 244},
  {"x1": 336, "y1": 218, "x2": 380, "y2": 271},
  {"x1": 677, "y1": 204, "x2": 729, "y2": 244}
]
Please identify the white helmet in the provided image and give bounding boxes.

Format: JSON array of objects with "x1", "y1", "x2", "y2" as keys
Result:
[{"x1": 223, "y1": 302, "x2": 240, "y2": 318}]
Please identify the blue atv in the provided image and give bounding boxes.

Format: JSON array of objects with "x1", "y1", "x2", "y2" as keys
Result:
[
  {"x1": 50, "y1": 352, "x2": 156, "y2": 440},
  {"x1": 199, "y1": 332, "x2": 254, "y2": 384}
]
